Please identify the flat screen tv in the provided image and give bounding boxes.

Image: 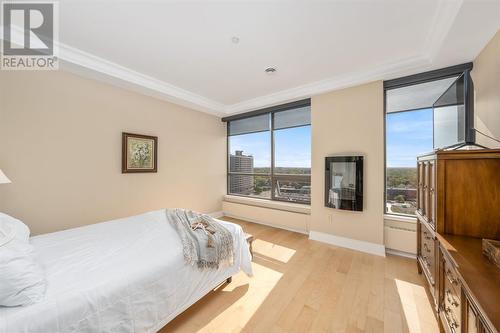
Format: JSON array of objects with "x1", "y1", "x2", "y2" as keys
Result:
[
  {"x1": 325, "y1": 156, "x2": 363, "y2": 211},
  {"x1": 433, "y1": 72, "x2": 475, "y2": 149}
]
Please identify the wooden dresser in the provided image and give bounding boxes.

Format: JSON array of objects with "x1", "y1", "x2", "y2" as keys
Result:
[{"x1": 416, "y1": 149, "x2": 500, "y2": 333}]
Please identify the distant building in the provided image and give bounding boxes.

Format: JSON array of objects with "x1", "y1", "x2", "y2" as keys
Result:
[
  {"x1": 229, "y1": 150, "x2": 254, "y2": 194},
  {"x1": 276, "y1": 181, "x2": 311, "y2": 203}
]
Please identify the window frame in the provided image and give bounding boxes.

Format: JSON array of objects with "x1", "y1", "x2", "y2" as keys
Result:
[
  {"x1": 383, "y1": 62, "x2": 474, "y2": 217},
  {"x1": 224, "y1": 99, "x2": 311, "y2": 205}
]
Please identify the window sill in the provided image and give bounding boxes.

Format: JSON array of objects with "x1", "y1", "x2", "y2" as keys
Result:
[
  {"x1": 384, "y1": 213, "x2": 417, "y2": 224},
  {"x1": 223, "y1": 195, "x2": 311, "y2": 215}
]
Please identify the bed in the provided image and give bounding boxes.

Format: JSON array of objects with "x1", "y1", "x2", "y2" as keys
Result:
[{"x1": 0, "y1": 209, "x2": 253, "y2": 333}]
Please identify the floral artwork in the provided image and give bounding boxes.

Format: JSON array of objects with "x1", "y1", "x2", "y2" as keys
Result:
[
  {"x1": 129, "y1": 138, "x2": 153, "y2": 168},
  {"x1": 122, "y1": 133, "x2": 157, "y2": 173}
]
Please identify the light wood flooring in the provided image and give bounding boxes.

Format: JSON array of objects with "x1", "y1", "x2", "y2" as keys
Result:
[{"x1": 161, "y1": 217, "x2": 439, "y2": 333}]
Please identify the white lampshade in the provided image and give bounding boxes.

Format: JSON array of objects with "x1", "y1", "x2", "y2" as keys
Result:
[{"x1": 0, "y1": 169, "x2": 11, "y2": 184}]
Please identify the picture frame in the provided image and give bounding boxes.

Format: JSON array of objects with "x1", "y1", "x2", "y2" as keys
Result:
[{"x1": 122, "y1": 132, "x2": 158, "y2": 173}]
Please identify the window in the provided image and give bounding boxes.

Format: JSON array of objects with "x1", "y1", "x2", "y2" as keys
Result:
[
  {"x1": 229, "y1": 130, "x2": 271, "y2": 199},
  {"x1": 225, "y1": 100, "x2": 311, "y2": 204},
  {"x1": 385, "y1": 109, "x2": 433, "y2": 215},
  {"x1": 384, "y1": 63, "x2": 474, "y2": 217}
]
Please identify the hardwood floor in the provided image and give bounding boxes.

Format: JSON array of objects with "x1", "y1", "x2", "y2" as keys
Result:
[{"x1": 161, "y1": 217, "x2": 439, "y2": 333}]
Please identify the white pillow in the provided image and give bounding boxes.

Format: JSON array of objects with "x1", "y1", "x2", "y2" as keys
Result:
[
  {"x1": 0, "y1": 214, "x2": 46, "y2": 307},
  {"x1": 0, "y1": 239, "x2": 47, "y2": 306},
  {"x1": 0, "y1": 212, "x2": 30, "y2": 243},
  {"x1": 0, "y1": 220, "x2": 15, "y2": 247}
]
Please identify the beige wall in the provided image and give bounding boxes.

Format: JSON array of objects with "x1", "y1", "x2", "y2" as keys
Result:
[
  {"x1": 472, "y1": 30, "x2": 500, "y2": 148},
  {"x1": 0, "y1": 70, "x2": 226, "y2": 235},
  {"x1": 310, "y1": 81, "x2": 384, "y2": 245}
]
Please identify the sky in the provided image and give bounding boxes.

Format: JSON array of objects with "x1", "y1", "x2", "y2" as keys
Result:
[
  {"x1": 386, "y1": 108, "x2": 433, "y2": 167},
  {"x1": 229, "y1": 126, "x2": 311, "y2": 168},
  {"x1": 229, "y1": 109, "x2": 433, "y2": 169}
]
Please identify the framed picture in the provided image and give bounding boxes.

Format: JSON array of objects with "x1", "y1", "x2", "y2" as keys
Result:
[{"x1": 122, "y1": 133, "x2": 158, "y2": 173}]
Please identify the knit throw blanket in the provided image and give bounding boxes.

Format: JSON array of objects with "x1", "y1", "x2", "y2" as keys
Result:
[{"x1": 166, "y1": 209, "x2": 234, "y2": 269}]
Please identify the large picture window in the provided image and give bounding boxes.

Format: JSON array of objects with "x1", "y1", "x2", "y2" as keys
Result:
[
  {"x1": 385, "y1": 109, "x2": 433, "y2": 215},
  {"x1": 384, "y1": 63, "x2": 474, "y2": 217},
  {"x1": 225, "y1": 100, "x2": 311, "y2": 204}
]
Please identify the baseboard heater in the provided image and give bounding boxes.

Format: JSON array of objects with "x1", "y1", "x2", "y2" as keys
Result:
[{"x1": 384, "y1": 225, "x2": 416, "y2": 256}]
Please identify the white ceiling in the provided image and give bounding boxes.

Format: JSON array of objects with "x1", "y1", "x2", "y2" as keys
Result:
[{"x1": 18, "y1": 1, "x2": 500, "y2": 116}]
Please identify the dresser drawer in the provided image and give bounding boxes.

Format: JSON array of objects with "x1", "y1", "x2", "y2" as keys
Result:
[
  {"x1": 419, "y1": 222, "x2": 436, "y2": 286},
  {"x1": 441, "y1": 253, "x2": 461, "y2": 333},
  {"x1": 443, "y1": 257, "x2": 460, "y2": 294},
  {"x1": 443, "y1": 286, "x2": 461, "y2": 332},
  {"x1": 421, "y1": 241, "x2": 436, "y2": 281}
]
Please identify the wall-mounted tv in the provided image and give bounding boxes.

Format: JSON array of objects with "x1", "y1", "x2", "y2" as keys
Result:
[{"x1": 325, "y1": 156, "x2": 363, "y2": 211}]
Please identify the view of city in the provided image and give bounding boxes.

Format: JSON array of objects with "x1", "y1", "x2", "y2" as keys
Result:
[
  {"x1": 386, "y1": 167, "x2": 417, "y2": 215},
  {"x1": 229, "y1": 151, "x2": 311, "y2": 203},
  {"x1": 385, "y1": 108, "x2": 433, "y2": 216}
]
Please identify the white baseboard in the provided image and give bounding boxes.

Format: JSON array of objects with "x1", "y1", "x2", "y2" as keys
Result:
[
  {"x1": 309, "y1": 231, "x2": 386, "y2": 257},
  {"x1": 386, "y1": 249, "x2": 416, "y2": 259},
  {"x1": 219, "y1": 212, "x2": 385, "y2": 257},
  {"x1": 222, "y1": 212, "x2": 309, "y2": 235},
  {"x1": 208, "y1": 211, "x2": 224, "y2": 218}
]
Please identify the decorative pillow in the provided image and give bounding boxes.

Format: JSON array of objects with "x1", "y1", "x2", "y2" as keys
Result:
[
  {"x1": 0, "y1": 214, "x2": 46, "y2": 307},
  {"x1": 0, "y1": 212, "x2": 30, "y2": 243}
]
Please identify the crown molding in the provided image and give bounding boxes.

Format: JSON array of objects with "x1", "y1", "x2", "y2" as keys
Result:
[
  {"x1": 223, "y1": 0, "x2": 464, "y2": 115},
  {"x1": 58, "y1": 44, "x2": 226, "y2": 116},
  {"x1": 2, "y1": 2, "x2": 464, "y2": 117},
  {"x1": 2, "y1": 25, "x2": 226, "y2": 116},
  {"x1": 223, "y1": 55, "x2": 432, "y2": 115}
]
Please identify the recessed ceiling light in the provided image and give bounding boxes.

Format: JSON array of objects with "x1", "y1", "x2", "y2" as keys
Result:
[
  {"x1": 265, "y1": 67, "x2": 277, "y2": 74},
  {"x1": 231, "y1": 36, "x2": 240, "y2": 44}
]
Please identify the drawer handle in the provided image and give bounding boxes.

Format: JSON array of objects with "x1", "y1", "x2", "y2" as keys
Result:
[
  {"x1": 445, "y1": 289, "x2": 459, "y2": 307},
  {"x1": 445, "y1": 269, "x2": 459, "y2": 286},
  {"x1": 444, "y1": 307, "x2": 459, "y2": 329},
  {"x1": 422, "y1": 256, "x2": 431, "y2": 268}
]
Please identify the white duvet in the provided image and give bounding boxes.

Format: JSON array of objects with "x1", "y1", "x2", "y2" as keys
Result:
[{"x1": 0, "y1": 210, "x2": 253, "y2": 333}]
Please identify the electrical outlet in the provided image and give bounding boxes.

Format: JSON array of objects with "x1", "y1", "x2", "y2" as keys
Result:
[{"x1": 328, "y1": 214, "x2": 333, "y2": 223}]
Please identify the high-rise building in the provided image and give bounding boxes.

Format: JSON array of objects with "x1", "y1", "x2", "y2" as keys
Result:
[{"x1": 229, "y1": 150, "x2": 254, "y2": 194}]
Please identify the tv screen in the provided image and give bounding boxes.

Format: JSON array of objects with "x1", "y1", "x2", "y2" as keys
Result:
[
  {"x1": 433, "y1": 74, "x2": 472, "y2": 149},
  {"x1": 325, "y1": 156, "x2": 363, "y2": 211}
]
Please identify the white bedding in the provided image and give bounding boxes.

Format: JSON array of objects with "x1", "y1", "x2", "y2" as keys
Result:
[{"x1": 0, "y1": 210, "x2": 253, "y2": 333}]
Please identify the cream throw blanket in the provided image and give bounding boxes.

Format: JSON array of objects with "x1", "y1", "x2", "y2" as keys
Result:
[{"x1": 166, "y1": 209, "x2": 234, "y2": 269}]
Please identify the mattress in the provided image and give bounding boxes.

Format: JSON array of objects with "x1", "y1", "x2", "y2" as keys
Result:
[{"x1": 0, "y1": 210, "x2": 253, "y2": 333}]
